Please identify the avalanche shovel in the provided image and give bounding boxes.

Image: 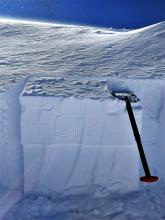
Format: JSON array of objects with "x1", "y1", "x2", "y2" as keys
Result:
[{"x1": 112, "y1": 92, "x2": 159, "y2": 183}]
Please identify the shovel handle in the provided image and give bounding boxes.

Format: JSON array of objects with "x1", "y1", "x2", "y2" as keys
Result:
[{"x1": 124, "y1": 97, "x2": 151, "y2": 177}]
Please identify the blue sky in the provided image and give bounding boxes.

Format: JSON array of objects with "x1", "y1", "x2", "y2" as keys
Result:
[{"x1": 0, "y1": 0, "x2": 164, "y2": 28}]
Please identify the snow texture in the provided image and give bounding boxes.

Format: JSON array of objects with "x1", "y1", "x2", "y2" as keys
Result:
[
  {"x1": 0, "y1": 77, "x2": 27, "y2": 218},
  {"x1": 3, "y1": 183, "x2": 165, "y2": 220},
  {"x1": 0, "y1": 19, "x2": 164, "y2": 93},
  {"x1": 20, "y1": 77, "x2": 140, "y2": 196},
  {"x1": 22, "y1": 77, "x2": 112, "y2": 99},
  {"x1": 109, "y1": 78, "x2": 165, "y2": 181},
  {"x1": 0, "y1": 19, "x2": 164, "y2": 219}
]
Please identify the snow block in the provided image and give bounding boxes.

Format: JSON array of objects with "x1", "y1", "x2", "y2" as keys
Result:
[
  {"x1": 0, "y1": 78, "x2": 27, "y2": 218},
  {"x1": 20, "y1": 77, "x2": 140, "y2": 196}
]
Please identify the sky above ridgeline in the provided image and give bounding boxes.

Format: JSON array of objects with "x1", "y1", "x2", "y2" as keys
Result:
[{"x1": 0, "y1": 0, "x2": 165, "y2": 28}]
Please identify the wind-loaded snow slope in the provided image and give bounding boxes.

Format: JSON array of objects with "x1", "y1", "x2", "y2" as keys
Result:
[
  {"x1": 0, "y1": 19, "x2": 164, "y2": 85},
  {"x1": 0, "y1": 19, "x2": 165, "y2": 219}
]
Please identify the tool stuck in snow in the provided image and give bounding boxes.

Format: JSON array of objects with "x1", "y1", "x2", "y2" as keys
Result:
[{"x1": 112, "y1": 91, "x2": 159, "y2": 183}]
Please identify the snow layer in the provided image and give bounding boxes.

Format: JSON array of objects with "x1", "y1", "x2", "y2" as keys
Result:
[
  {"x1": 109, "y1": 78, "x2": 165, "y2": 180},
  {"x1": 20, "y1": 77, "x2": 141, "y2": 196}
]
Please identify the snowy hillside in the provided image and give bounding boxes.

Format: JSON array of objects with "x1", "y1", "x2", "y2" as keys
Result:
[
  {"x1": 0, "y1": 18, "x2": 164, "y2": 90},
  {"x1": 0, "y1": 19, "x2": 165, "y2": 219}
]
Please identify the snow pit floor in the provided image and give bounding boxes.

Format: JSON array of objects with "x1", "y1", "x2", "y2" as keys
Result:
[{"x1": 3, "y1": 183, "x2": 165, "y2": 220}]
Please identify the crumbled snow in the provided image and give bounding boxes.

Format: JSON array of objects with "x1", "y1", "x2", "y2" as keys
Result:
[
  {"x1": 3, "y1": 183, "x2": 165, "y2": 220},
  {"x1": 22, "y1": 77, "x2": 112, "y2": 100}
]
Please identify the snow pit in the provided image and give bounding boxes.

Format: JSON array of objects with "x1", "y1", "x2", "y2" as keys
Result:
[
  {"x1": 20, "y1": 77, "x2": 141, "y2": 196},
  {"x1": 0, "y1": 19, "x2": 164, "y2": 219},
  {"x1": 0, "y1": 77, "x2": 27, "y2": 218}
]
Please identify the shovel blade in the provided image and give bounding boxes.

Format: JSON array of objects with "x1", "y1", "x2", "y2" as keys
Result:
[{"x1": 140, "y1": 176, "x2": 159, "y2": 183}]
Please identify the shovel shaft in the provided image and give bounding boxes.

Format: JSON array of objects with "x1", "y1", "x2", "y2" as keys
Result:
[{"x1": 124, "y1": 97, "x2": 151, "y2": 177}]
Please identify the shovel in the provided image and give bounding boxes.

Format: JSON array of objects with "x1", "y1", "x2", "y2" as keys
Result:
[{"x1": 112, "y1": 92, "x2": 159, "y2": 183}]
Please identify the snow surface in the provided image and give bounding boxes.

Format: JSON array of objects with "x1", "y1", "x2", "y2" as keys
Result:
[
  {"x1": 0, "y1": 19, "x2": 165, "y2": 219},
  {"x1": 0, "y1": 19, "x2": 165, "y2": 92},
  {"x1": 3, "y1": 183, "x2": 165, "y2": 220}
]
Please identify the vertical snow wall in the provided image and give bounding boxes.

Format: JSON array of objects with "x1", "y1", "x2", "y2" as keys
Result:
[
  {"x1": 0, "y1": 77, "x2": 28, "y2": 218},
  {"x1": 108, "y1": 78, "x2": 165, "y2": 180}
]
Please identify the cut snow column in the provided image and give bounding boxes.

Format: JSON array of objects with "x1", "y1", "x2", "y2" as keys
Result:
[
  {"x1": 0, "y1": 78, "x2": 27, "y2": 218},
  {"x1": 20, "y1": 77, "x2": 140, "y2": 196}
]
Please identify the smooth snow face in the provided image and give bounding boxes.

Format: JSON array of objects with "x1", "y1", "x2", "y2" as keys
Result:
[
  {"x1": 0, "y1": 77, "x2": 28, "y2": 218},
  {"x1": 20, "y1": 78, "x2": 141, "y2": 196},
  {"x1": 22, "y1": 77, "x2": 111, "y2": 100},
  {"x1": 108, "y1": 78, "x2": 165, "y2": 180},
  {"x1": 0, "y1": 20, "x2": 165, "y2": 92}
]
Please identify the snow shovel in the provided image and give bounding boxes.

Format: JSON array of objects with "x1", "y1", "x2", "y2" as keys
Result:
[{"x1": 112, "y1": 92, "x2": 159, "y2": 183}]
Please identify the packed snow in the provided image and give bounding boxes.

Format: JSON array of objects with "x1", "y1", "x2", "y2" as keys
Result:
[
  {"x1": 0, "y1": 18, "x2": 165, "y2": 219},
  {"x1": 20, "y1": 77, "x2": 140, "y2": 196}
]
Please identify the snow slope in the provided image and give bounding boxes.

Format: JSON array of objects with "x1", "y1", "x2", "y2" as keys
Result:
[
  {"x1": 0, "y1": 19, "x2": 164, "y2": 219},
  {"x1": 0, "y1": 18, "x2": 164, "y2": 90}
]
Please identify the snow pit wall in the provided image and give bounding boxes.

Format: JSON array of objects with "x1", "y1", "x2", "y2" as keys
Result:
[
  {"x1": 108, "y1": 77, "x2": 165, "y2": 180},
  {"x1": 4, "y1": 76, "x2": 164, "y2": 217},
  {"x1": 20, "y1": 88, "x2": 140, "y2": 196},
  {"x1": 0, "y1": 77, "x2": 28, "y2": 218}
]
